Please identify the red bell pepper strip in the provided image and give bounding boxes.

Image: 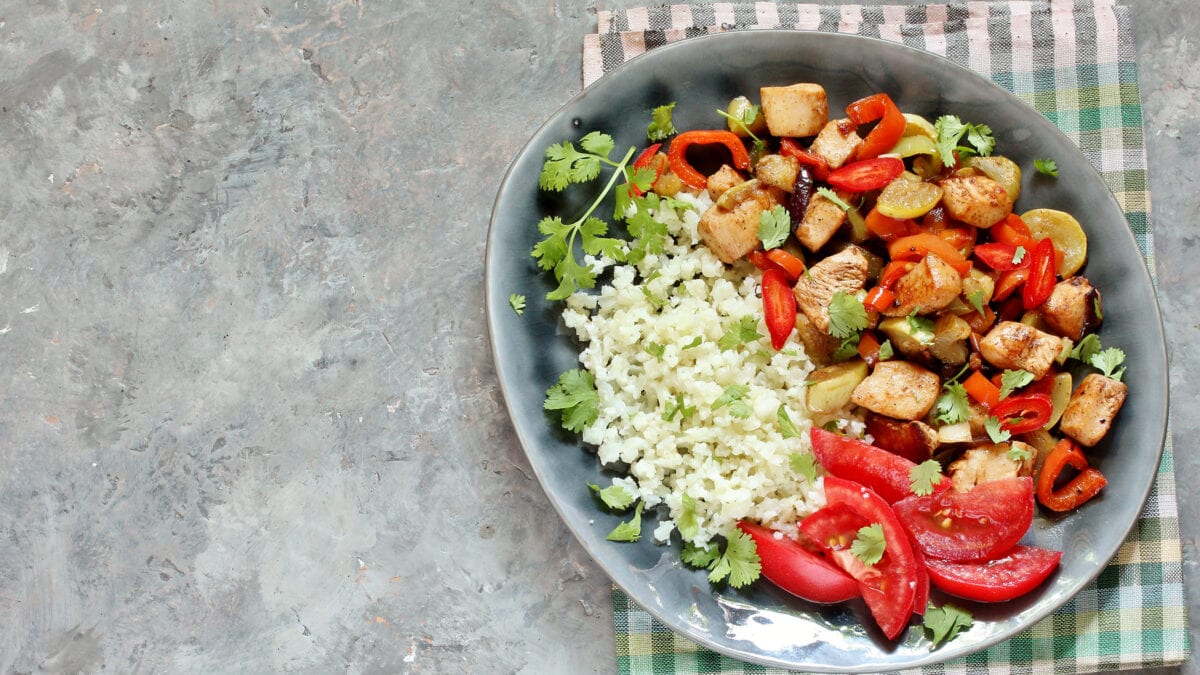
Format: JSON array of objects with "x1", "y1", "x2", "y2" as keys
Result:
[
  {"x1": 963, "y1": 370, "x2": 1001, "y2": 409},
  {"x1": 863, "y1": 286, "x2": 896, "y2": 313},
  {"x1": 845, "y1": 92, "x2": 906, "y2": 161},
  {"x1": 865, "y1": 206, "x2": 919, "y2": 241},
  {"x1": 1022, "y1": 237, "x2": 1058, "y2": 310},
  {"x1": 778, "y1": 138, "x2": 830, "y2": 181},
  {"x1": 766, "y1": 249, "x2": 806, "y2": 282},
  {"x1": 667, "y1": 130, "x2": 751, "y2": 190},
  {"x1": 991, "y1": 214, "x2": 1036, "y2": 248},
  {"x1": 887, "y1": 233, "x2": 973, "y2": 276},
  {"x1": 878, "y1": 260, "x2": 915, "y2": 289},
  {"x1": 761, "y1": 268, "x2": 796, "y2": 350},
  {"x1": 628, "y1": 143, "x2": 663, "y2": 197},
  {"x1": 992, "y1": 392, "x2": 1053, "y2": 434},
  {"x1": 973, "y1": 242, "x2": 1032, "y2": 271},
  {"x1": 992, "y1": 267, "x2": 1030, "y2": 302},
  {"x1": 1036, "y1": 439, "x2": 1108, "y2": 511},
  {"x1": 825, "y1": 157, "x2": 904, "y2": 193}
]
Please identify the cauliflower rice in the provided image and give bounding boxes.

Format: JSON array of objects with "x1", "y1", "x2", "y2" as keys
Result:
[{"x1": 562, "y1": 193, "x2": 859, "y2": 547}]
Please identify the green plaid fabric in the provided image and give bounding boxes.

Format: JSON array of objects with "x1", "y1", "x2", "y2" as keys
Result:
[{"x1": 585, "y1": 1, "x2": 1189, "y2": 672}]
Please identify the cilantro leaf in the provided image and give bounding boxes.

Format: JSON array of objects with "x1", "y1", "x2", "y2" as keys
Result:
[
  {"x1": 606, "y1": 502, "x2": 643, "y2": 542},
  {"x1": 907, "y1": 311, "x2": 936, "y2": 345},
  {"x1": 777, "y1": 405, "x2": 801, "y2": 440},
  {"x1": 984, "y1": 415, "x2": 1012, "y2": 443},
  {"x1": 718, "y1": 316, "x2": 763, "y2": 351},
  {"x1": 647, "y1": 102, "x2": 677, "y2": 142},
  {"x1": 1034, "y1": 158, "x2": 1059, "y2": 177},
  {"x1": 544, "y1": 369, "x2": 600, "y2": 433},
  {"x1": 910, "y1": 460, "x2": 944, "y2": 496},
  {"x1": 816, "y1": 186, "x2": 852, "y2": 212},
  {"x1": 831, "y1": 336, "x2": 861, "y2": 363},
  {"x1": 662, "y1": 393, "x2": 697, "y2": 422},
  {"x1": 645, "y1": 342, "x2": 665, "y2": 362},
  {"x1": 1069, "y1": 333, "x2": 1102, "y2": 363},
  {"x1": 508, "y1": 293, "x2": 526, "y2": 315},
  {"x1": 877, "y1": 339, "x2": 895, "y2": 361},
  {"x1": 790, "y1": 452, "x2": 819, "y2": 484},
  {"x1": 924, "y1": 604, "x2": 974, "y2": 648},
  {"x1": 681, "y1": 542, "x2": 720, "y2": 568},
  {"x1": 1007, "y1": 445, "x2": 1032, "y2": 462},
  {"x1": 704, "y1": 528, "x2": 762, "y2": 588},
  {"x1": 1091, "y1": 347, "x2": 1127, "y2": 381},
  {"x1": 966, "y1": 290, "x2": 986, "y2": 316},
  {"x1": 625, "y1": 194, "x2": 670, "y2": 264},
  {"x1": 933, "y1": 381, "x2": 970, "y2": 425},
  {"x1": 589, "y1": 483, "x2": 635, "y2": 511},
  {"x1": 677, "y1": 493, "x2": 700, "y2": 540},
  {"x1": 998, "y1": 369, "x2": 1034, "y2": 399},
  {"x1": 828, "y1": 291, "x2": 868, "y2": 339},
  {"x1": 1012, "y1": 245, "x2": 1027, "y2": 265},
  {"x1": 933, "y1": 115, "x2": 996, "y2": 167},
  {"x1": 682, "y1": 336, "x2": 703, "y2": 350},
  {"x1": 540, "y1": 140, "x2": 603, "y2": 191},
  {"x1": 757, "y1": 204, "x2": 791, "y2": 250},
  {"x1": 716, "y1": 107, "x2": 767, "y2": 157},
  {"x1": 851, "y1": 523, "x2": 887, "y2": 566}
]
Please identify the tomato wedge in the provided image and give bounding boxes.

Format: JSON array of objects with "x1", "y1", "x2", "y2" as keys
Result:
[
  {"x1": 1036, "y1": 439, "x2": 1108, "y2": 512},
  {"x1": 737, "y1": 521, "x2": 860, "y2": 604},
  {"x1": 992, "y1": 392, "x2": 1053, "y2": 434},
  {"x1": 822, "y1": 477, "x2": 920, "y2": 640},
  {"x1": 893, "y1": 477, "x2": 1035, "y2": 562},
  {"x1": 667, "y1": 130, "x2": 751, "y2": 190},
  {"x1": 761, "y1": 268, "x2": 796, "y2": 350},
  {"x1": 809, "y1": 428, "x2": 949, "y2": 504},
  {"x1": 1022, "y1": 237, "x2": 1058, "y2": 310},
  {"x1": 826, "y1": 157, "x2": 904, "y2": 193},
  {"x1": 845, "y1": 92, "x2": 906, "y2": 161},
  {"x1": 925, "y1": 545, "x2": 1063, "y2": 603}
]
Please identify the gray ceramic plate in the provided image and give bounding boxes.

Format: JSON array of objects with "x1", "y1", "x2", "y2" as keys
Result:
[{"x1": 485, "y1": 31, "x2": 1168, "y2": 671}]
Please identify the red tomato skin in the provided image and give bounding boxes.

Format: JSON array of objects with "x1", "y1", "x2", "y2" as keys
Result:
[
  {"x1": 809, "y1": 428, "x2": 949, "y2": 504},
  {"x1": 822, "y1": 477, "x2": 919, "y2": 640},
  {"x1": 761, "y1": 268, "x2": 797, "y2": 350},
  {"x1": 893, "y1": 477, "x2": 1035, "y2": 563},
  {"x1": 925, "y1": 545, "x2": 1063, "y2": 603},
  {"x1": 737, "y1": 521, "x2": 861, "y2": 604},
  {"x1": 825, "y1": 157, "x2": 905, "y2": 192}
]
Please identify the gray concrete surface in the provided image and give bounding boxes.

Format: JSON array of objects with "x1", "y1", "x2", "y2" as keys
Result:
[{"x1": 0, "y1": 1, "x2": 1194, "y2": 673}]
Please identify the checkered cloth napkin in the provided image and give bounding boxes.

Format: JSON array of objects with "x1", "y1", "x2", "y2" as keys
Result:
[{"x1": 583, "y1": 1, "x2": 1189, "y2": 672}]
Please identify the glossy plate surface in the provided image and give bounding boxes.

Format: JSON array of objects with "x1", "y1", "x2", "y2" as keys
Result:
[{"x1": 485, "y1": 31, "x2": 1167, "y2": 671}]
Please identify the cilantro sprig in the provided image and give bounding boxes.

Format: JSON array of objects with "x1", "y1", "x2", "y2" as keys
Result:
[
  {"x1": 545, "y1": 368, "x2": 600, "y2": 432},
  {"x1": 924, "y1": 604, "x2": 974, "y2": 648},
  {"x1": 828, "y1": 291, "x2": 868, "y2": 339},
  {"x1": 851, "y1": 523, "x2": 887, "y2": 566},
  {"x1": 682, "y1": 528, "x2": 762, "y2": 588},
  {"x1": 933, "y1": 364, "x2": 972, "y2": 425},
  {"x1": 716, "y1": 105, "x2": 767, "y2": 157},
  {"x1": 647, "y1": 102, "x2": 677, "y2": 142},
  {"x1": 757, "y1": 204, "x2": 791, "y2": 250},
  {"x1": 934, "y1": 115, "x2": 996, "y2": 167},
  {"x1": 1034, "y1": 158, "x2": 1059, "y2": 177},
  {"x1": 909, "y1": 460, "x2": 943, "y2": 496}
]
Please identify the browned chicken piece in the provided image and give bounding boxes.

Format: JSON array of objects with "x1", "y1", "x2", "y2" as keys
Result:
[
  {"x1": 706, "y1": 164, "x2": 745, "y2": 201},
  {"x1": 881, "y1": 253, "x2": 964, "y2": 316},
  {"x1": 759, "y1": 83, "x2": 829, "y2": 138},
  {"x1": 864, "y1": 413, "x2": 939, "y2": 462},
  {"x1": 756, "y1": 154, "x2": 800, "y2": 192},
  {"x1": 793, "y1": 313, "x2": 840, "y2": 365},
  {"x1": 939, "y1": 175, "x2": 1013, "y2": 228},
  {"x1": 794, "y1": 193, "x2": 847, "y2": 251},
  {"x1": 697, "y1": 185, "x2": 778, "y2": 264},
  {"x1": 1042, "y1": 277, "x2": 1102, "y2": 341},
  {"x1": 978, "y1": 321, "x2": 1063, "y2": 379},
  {"x1": 809, "y1": 119, "x2": 864, "y2": 169},
  {"x1": 948, "y1": 441, "x2": 1037, "y2": 492},
  {"x1": 850, "y1": 360, "x2": 940, "y2": 420},
  {"x1": 1059, "y1": 373, "x2": 1128, "y2": 447},
  {"x1": 792, "y1": 245, "x2": 870, "y2": 333}
]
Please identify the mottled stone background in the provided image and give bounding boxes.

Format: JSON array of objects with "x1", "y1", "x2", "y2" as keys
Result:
[{"x1": 0, "y1": 1, "x2": 1195, "y2": 673}]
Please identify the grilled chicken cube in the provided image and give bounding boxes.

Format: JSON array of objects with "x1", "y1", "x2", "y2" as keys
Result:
[
  {"x1": 978, "y1": 321, "x2": 1063, "y2": 379},
  {"x1": 792, "y1": 245, "x2": 870, "y2": 333},
  {"x1": 1042, "y1": 277, "x2": 1102, "y2": 341},
  {"x1": 706, "y1": 164, "x2": 745, "y2": 201},
  {"x1": 759, "y1": 83, "x2": 829, "y2": 138},
  {"x1": 698, "y1": 184, "x2": 778, "y2": 264},
  {"x1": 939, "y1": 175, "x2": 1013, "y2": 228},
  {"x1": 864, "y1": 413, "x2": 939, "y2": 463},
  {"x1": 795, "y1": 192, "x2": 847, "y2": 251},
  {"x1": 1059, "y1": 373, "x2": 1127, "y2": 447},
  {"x1": 882, "y1": 253, "x2": 964, "y2": 316},
  {"x1": 809, "y1": 119, "x2": 864, "y2": 169},
  {"x1": 948, "y1": 441, "x2": 1037, "y2": 492},
  {"x1": 850, "y1": 360, "x2": 940, "y2": 420}
]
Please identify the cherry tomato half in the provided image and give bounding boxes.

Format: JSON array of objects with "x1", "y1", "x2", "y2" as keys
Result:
[
  {"x1": 892, "y1": 477, "x2": 1035, "y2": 562},
  {"x1": 925, "y1": 545, "x2": 1063, "y2": 603}
]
